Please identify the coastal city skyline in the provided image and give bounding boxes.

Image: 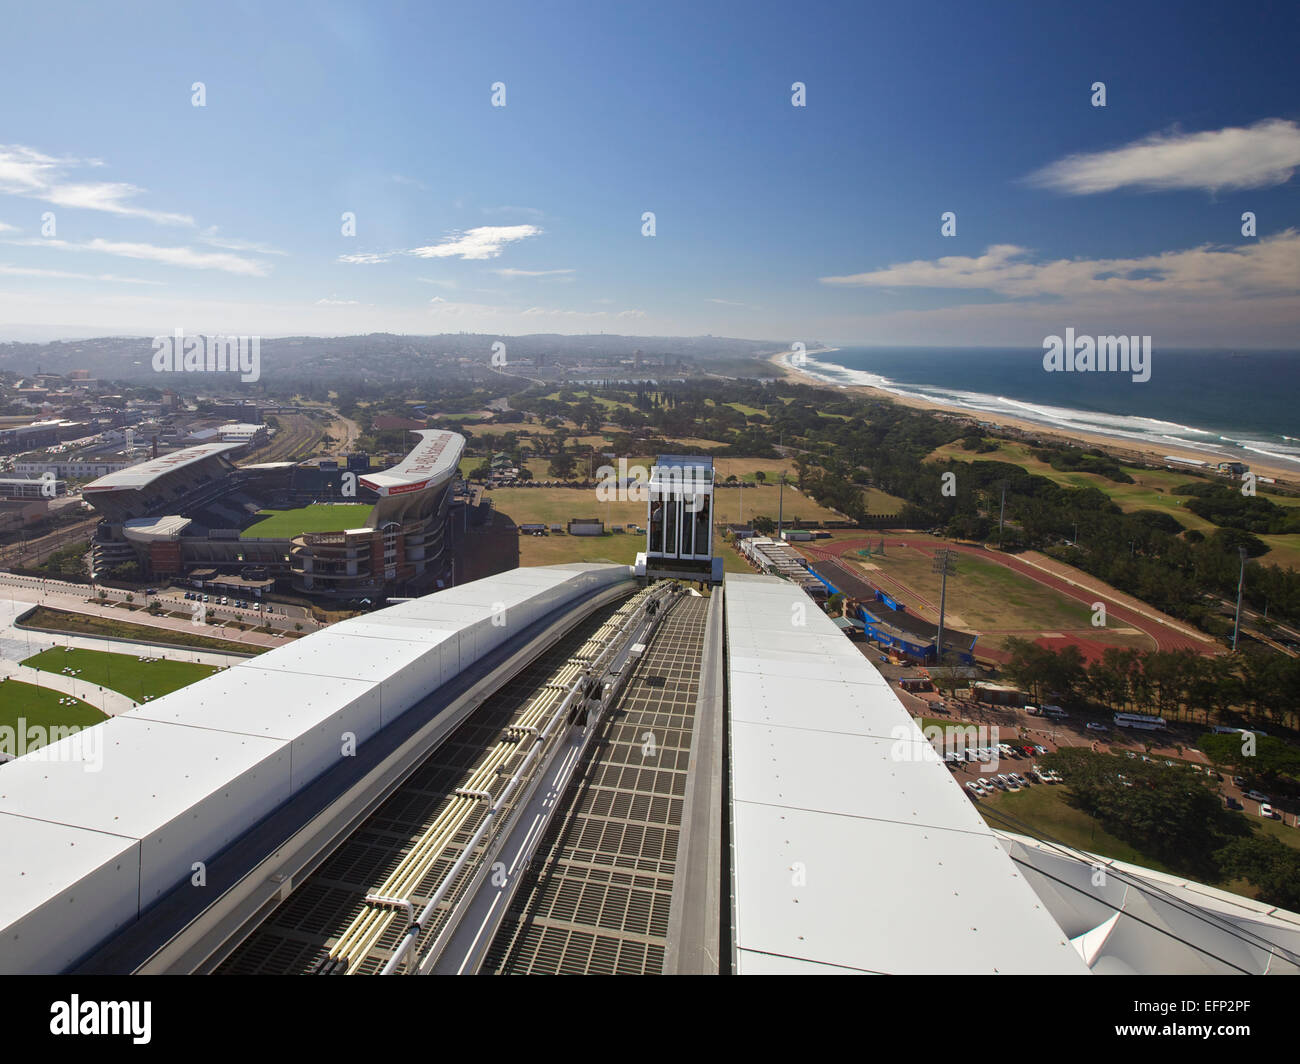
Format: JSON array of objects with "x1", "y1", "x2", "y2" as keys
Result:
[{"x1": 2, "y1": 1, "x2": 1299, "y2": 345}]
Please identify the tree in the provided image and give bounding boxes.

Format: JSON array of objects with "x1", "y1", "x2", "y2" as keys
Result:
[
  {"x1": 1215, "y1": 836, "x2": 1300, "y2": 910},
  {"x1": 550, "y1": 451, "x2": 577, "y2": 478},
  {"x1": 754, "y1": 470, "x2": 766, "y2": 485},
  {"x1": 752, "y1": 515, "x2": 776, "y2": 535}
]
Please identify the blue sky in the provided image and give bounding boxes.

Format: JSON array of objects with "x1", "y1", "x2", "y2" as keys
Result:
[{"x1": 1, "y1": 0, "x2": 1298, "y2": 345}]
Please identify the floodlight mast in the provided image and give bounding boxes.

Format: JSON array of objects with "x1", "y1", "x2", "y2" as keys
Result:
[
  {"x1": 1232, "y1": 546, "x2": 1248, "y2": 652},
  {"x1": 932, "y1": 548, "x2": 957, "y2": 668}
]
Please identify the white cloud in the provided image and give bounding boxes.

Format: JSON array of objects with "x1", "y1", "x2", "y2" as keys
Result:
[
  {"x1": 316, "y1": 296, "x2": 360, "y2": 305},
  {"x1": 706, "y1": 297, "x2": 747, "y2": 307},
  {"x1": 427, "y1": 295, "x2": 505, "y2": 316},
  {"x1": 0, "y1": 263, "x2": 163, "y2": 285},
  {"x1": 410, "y1": 225, "x2": 541, "y2": 260},
  {"x1": 5, "y1": 236, "x2": 269, "y2": 276},
  {"x1": 0, "y1": 222, "x2": 17, "y2": 232},
  {"x1": 494, "y1": 267, "x2": 574, "y2": 278},
  {"x1": 200, "y1": 229, "x2": 287, "y2": 256},
  {"x1": 820, "y1": 231, "x2": 1300, "y2": 301},
  {"x1": 0, "y1": 144, "x2": 194, "y2": 225},
  {"x1": 337, "y1": 252, "x2": 392, "y2": 264},
  {"x1": 389, "y1": 174, "x2": 430, "y2": 190},
  {"x1": 481, "y1": 205, "x2": 544, "y2": 220},
  {"x1": 1026, "y1": 119, "x2": 1300, "y2": 195}
]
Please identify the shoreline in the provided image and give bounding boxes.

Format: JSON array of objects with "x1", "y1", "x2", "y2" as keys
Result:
[{"x1": 767, "y1": 351, "x2": 1300, "y2": 489}]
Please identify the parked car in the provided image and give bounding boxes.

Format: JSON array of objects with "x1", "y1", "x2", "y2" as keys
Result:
[
  {"x1": 1086, "y1": 722, "x2": 1108, "y2": 732},
  {"x1": 996, "y1": 774, "x2": 1017, "y2": 791},
  {"x1": 1260, "y1": 804, "x2": 1281, "y2": 820},
  {"x1": 1233, "y1": 776, "x2": 1247, "y2": 788},
  {"x1": 1010, "y1": 773, "x2": 1029, "y2": 787},
  {"x1": 1033, "y1": 745, "x2": 1048, "y2": 755},
  {"x1": 965, "y1": 781, "x2": 983, "y2": 799},
  {"x1": 1245, "y1": 790, "x2": 1270, "y2": 803}
]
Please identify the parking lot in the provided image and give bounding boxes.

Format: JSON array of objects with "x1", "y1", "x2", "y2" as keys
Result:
[{"x1": 866, "y1": 651, "x2": 1299, "y2": 829}]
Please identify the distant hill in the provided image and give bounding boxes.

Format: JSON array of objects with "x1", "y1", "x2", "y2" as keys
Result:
[{"x1": 0, "y1": 332, "x2": 794, "y2": 384}]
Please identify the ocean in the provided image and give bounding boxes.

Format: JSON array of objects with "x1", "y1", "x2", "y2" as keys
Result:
[{"x1": 783, "y1": 347, "x2": 1300, "y2": 471}]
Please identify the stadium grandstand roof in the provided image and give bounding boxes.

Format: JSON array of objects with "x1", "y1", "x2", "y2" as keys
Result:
[
  {"x1": 723, "y1": 573, "x2": 1087, "y2": 974},
  {"x1": 123, "y1": 515, "x2": 192, "y2": 541},
  {"x1": 360, "y1": 429, "x2": 464, "y2": 496},
  {"x1": 82, "y1": 442, "x2": 244, "y2": 493},
  {"x1": 0, "y1": 562, "x2": 632, "y2": 973}
]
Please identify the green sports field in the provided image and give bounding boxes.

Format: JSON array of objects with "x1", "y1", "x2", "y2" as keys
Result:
[
  {"x1": 22, "y1": 647, "x2": 222, "y2": 702},
  {"x1": 0, "y1": 679, "x2": 106, "y2": 744},
  {"x1": 242, "y1": 503, "x2": 374, "y2": 539}
]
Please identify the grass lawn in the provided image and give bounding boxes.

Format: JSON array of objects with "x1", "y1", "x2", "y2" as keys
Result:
[
  {"x1": 977, "y1": 780, "x2": 1300, "y2": 899},
  {"x1": 540, "y1": 389, "x2": 635, "y2": 411},
  {"x1": 977, "y1": 783, "x2": 1177, "y2": 872},
  {"x1": 863, "y1": 541, "x2": 1133, "y2": 639},
  {"x1": 19, "y1": 606, "x2": 266, "y2": 655},
  {"x1": 927, "y1": 439, "x2": 1300, "y2": 569},
  {"x1": 22, "y1": 646, "x2": 221, "y2": 702},
  {"x1": 489, "y1": 487, "x2": 644, "y2": 527},
  {"x1": 243, "y1": 503, "x2": 374, "y2": 539},
  {"x1": 518, "y1": 528, "x2": 751, "y2": 573},
  {"x1": 0, "y1": 680, "x2": 106, "y2": 744}
]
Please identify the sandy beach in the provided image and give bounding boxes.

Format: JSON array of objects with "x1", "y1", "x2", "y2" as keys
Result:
[{"x1": 768, "y1": 351, "x2": 1300, "y2": 489}]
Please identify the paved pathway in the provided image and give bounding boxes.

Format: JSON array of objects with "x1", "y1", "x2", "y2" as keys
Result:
[{"x1": 0, "y1": 598, "x2": 244, "y2": 716}]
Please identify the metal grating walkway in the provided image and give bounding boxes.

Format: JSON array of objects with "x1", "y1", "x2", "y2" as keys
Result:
[
  {"x1": 483, "y1": 593, "x2": 709, "y2": 974},
  {"x1": 216, "y1": 594, "x2": 645, "y2": 975}
]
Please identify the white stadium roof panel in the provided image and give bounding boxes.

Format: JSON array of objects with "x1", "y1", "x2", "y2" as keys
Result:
[
  {"x1": 0, "y1": 813, "x2": 140, "y2": 975},
  {"x1": 733, "y1": 951, "x2": 867, "y2": 975},
  {"x1": 126, "y1": 667, "x2": 384, "y2": 792},
  {"x1": 0, "y1": 717, "x2": 290, "y2": 909},
  {"x1": 0, "y1": 562, "x2": 635, "y2": 971},
  {"x1": 123, "y1": 515, "x2": 192, "y2": 541},
  {"x1": 723, "y1": 573, "x2": 1087, "y2": 975},
  {"x1": 359, "y1": 429, "x2": 464, "y2": 495},
  {"x1": 729, "y1": 672, "x2": 916, "y2": 740},
  {"x1": 730, "y1": 803, "x2": 1085, "y2": 975},
  {"x1": 82, "y1": 441, "x2": 243, "y2": 493}
]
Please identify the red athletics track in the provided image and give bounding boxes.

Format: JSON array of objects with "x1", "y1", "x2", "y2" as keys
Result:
[{"x1": 797, "y1": 536, "x2": 1217, "y2": 658}]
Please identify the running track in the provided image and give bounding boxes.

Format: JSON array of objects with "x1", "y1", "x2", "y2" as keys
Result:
[{"x1": 798, "y1": 537, "x2": 1217, "y2": 657}]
